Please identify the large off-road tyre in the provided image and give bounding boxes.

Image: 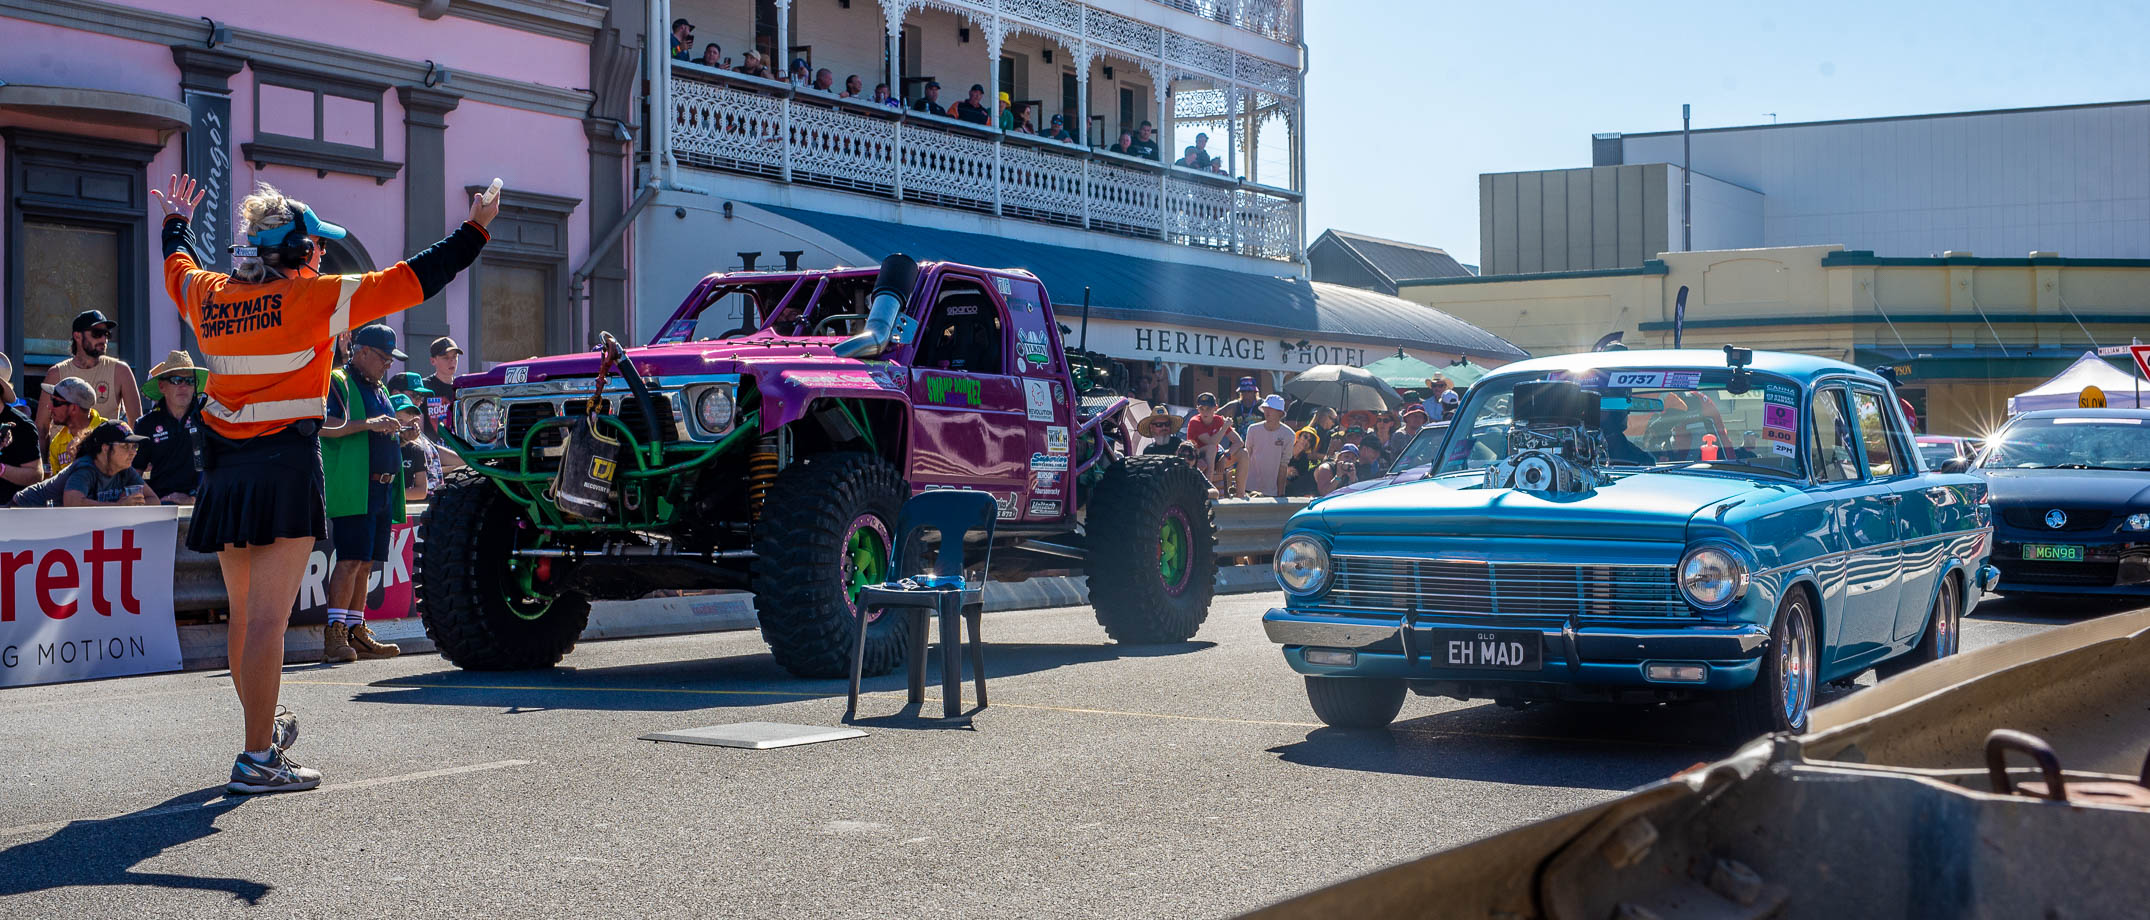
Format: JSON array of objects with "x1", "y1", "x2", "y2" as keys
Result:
[
  {"x1": 1876, "y1": 575, "x2": 1961, "y2": 680},
  {"x1": 1727, "y1": 590, "x2": 1819, "y2": 740},
  {"x1": 1085, "y1": 456, "x2": 1217, "y2": 644},
  {"x1": 1305, "y1": 676, "x2": 1406, "y2": 730},
  {"x1": 752, "y1": 452, "x2": 909, "y2": 679},
  {"x1": 415, "y1": 471, "x2": 592, "y2": 670}
]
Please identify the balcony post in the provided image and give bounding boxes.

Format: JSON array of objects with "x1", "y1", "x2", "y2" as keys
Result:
[
  {"x1": 884, "y1": 2, "x2": 904, "y2": 200},
  {"x1": 988, "y1": 17, "x2": 1003, "y2": 216}
]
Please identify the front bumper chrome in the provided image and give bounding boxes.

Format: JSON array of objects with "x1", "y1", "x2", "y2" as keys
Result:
[{"x1": 1261, "y1": 611, "x2": 1400, "y2": 648}]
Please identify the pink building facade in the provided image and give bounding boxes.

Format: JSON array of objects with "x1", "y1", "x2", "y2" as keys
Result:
[{"x1": 1, "y1": 0, "x2": 639, "y2": 386}]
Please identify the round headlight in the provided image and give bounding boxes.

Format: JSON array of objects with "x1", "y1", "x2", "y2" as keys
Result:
[
  {"x1": 2128, "y1": 513, "x2": 2150, "y2": 532},
  {"x1": 1679, "y1": 545, "x2": 1749, "y2": 610},
  {"x1": 466, "y1": 397, "x2": 504, "y2": 444},
  {"x1": 696, "y1": 387, "x2": 736, "y2": 433},
  {"x1": 1275, "y1": 535, "x2": 1331, "y2": 594}
]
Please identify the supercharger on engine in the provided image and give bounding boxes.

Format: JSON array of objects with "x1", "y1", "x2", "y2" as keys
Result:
[{"x1": 1485, "y1": 379, "x2": 1610, "y2": 495}]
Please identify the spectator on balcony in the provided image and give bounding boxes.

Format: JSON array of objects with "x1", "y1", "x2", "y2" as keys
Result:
[
  {"x1": 1002, "y1": 102, "x2": 1035, "y2": 134},
  {"x1": 735, "y1": 51, "x2": 772, "y2": 79},
  {"x1": 1176, "y1": 145, "x2": 1204, "y2": 168},
  {"x1": 872, "y1": 83, "x2": 901, "y2": 108},
  {"x1": 1042, "y1": 113, "x2": 1073, "y2": 142},
  {"x1": 812, "y1": 68, "x2": 836, "y2": 94},
  {"x1": 1192, "y1": 132, "x2": 1217, "y2": 169},
  {"x1": 840, "y1": 74, "x2": 865, "y2": 99},
  {"x1": 910, "y1": 80, "x2": 944, "y2": 115},
  {"x1": 1109, "y1": 131, "x2": 1133, "y2": 155},
  {"x1": 955, "y1": 84, "x2": 992, "y2": 125},
  {"x1": 1128, "y1": 121, "x2": 1160, "y2": 159},
  {"x1": 698, "y1": 43, "x2": 725, "y2": 69},
  {"x1": 787, "y1": 58, "x2": 811, "y2": 89},
  {"x1": 670, "y1": 18, "x2": 694, "y2": 62}
]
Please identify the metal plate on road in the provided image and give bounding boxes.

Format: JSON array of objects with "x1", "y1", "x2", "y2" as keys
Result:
[
  {"x1": 640, "y1": 722, "x2": 866, "y2": 750},
  {"x1": 2021, "y1": 544, "x2": 2084, "y2": 562},
  {"x1": 1430, "y1": 629, "x2": 1543, "y2": 671}
]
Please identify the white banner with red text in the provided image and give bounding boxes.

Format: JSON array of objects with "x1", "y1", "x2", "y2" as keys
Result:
[{"x1": 1, "y1": 506, "x2": 183, "y2": 688}]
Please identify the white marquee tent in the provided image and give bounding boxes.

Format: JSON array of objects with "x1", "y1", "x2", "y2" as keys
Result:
[{"x1": 2007, "y1": 351, "x2": 2148, "y2": 412}]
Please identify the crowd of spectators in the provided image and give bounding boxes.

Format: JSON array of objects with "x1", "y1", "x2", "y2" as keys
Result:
[
  {"x1": 1130, "y1": 373, "x2": 1469, "y2": 499},
  {"x1": 1, "y1": 312, "x2": 466, "y2": 513},
  {"x1": 677, "y1": 18, "x2": 1259, "y2": 156}
]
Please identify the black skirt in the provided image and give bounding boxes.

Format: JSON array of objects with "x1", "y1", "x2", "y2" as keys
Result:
[{"x1": 186, "y1": 422, "x2": 327, "y2": 553}]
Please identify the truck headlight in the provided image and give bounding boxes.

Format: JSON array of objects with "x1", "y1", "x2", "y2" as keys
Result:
[
  {"x1": 466, "y1": 397, "x2": 505, "y2": 444},
  {"x1": 2127, "y1": 513, "x2": 2150, "y2": 532},
  {"x1": 1275, "y1": 535, "x2": 1331, "y2": 595},
  {"x1": 1679, "y1": 544, "x2": 1749, "y2": 610},
  {"x1": 695, "y1": 387, "x2": 735, "y2": 433}
]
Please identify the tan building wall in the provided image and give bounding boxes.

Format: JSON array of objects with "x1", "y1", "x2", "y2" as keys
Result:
[{"x1": 1400, "y1": 245, "x2": 2150, "y2": 435}]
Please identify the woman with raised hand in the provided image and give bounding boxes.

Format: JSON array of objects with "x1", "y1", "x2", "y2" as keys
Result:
[{"x1": 154, "y1": 173, "x2": 500, "y2": 795}]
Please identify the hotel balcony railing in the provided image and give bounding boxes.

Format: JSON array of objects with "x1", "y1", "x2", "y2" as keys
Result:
[
  {"x1": 666, "y1": 65, "x2": 1303, "y2": 263},
  {"x1": 1150, "y1": 0, "x2": 1300, "y2": 44}
]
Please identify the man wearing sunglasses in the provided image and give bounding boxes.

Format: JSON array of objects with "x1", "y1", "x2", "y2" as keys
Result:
[
  {"x1": 133, "y1": 350, "x2": 209, "y2": 505},
  {"x1": 34, "y1": 310, "x2": 142, "y2": 444}
]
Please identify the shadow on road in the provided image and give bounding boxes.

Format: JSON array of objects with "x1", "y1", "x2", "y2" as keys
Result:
[
  {"x1": 1267, "y1": 702, "x2": 1718, "y2": 790},
  {"x1": 1971, "y1": 593, "x2": 2142, "y2": 624},
  {"x1": 342, "y1": 641, "x2": 1215, "y2": 713},
  {"x1": 0, "y1": 788, "x2": 270, "y2": 904}
]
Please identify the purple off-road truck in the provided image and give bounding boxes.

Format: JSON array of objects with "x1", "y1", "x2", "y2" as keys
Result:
[{"x1": 413, "y1": 255, "x2": 1216, "y2": 678}]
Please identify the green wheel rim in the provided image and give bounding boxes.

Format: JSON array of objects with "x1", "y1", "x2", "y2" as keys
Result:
[
  {"x1": 1158, "y1": 509, "x2": 1191, "y2": 594},
  {"x1": 844, "y1": 516, "x2": 889, "y2": 608}
]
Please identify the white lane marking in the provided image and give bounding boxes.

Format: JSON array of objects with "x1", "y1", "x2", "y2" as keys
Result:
[{"x1": 0, "y1": 760, "x2": 532, "y2": 839}]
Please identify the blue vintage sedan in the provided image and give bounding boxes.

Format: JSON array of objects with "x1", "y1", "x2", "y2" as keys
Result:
[{"x1": 1264, "y1": 349, "x2": 1997, "y2": 736}]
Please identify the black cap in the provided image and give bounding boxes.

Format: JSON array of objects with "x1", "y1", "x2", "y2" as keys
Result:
[
  {"x1": 429, "y1": 336, "x2": 463, "y2": 358},
  {"x1": 82, "y1": 421, "x2": 147, "y2": 452},
  {"x1": 970, "y1": 83, "x2": 985, "y2": 94},
  {"x1": 672, "y1": 18, "x2": 691, "y2": 29},
  {"x1": 351, "y1": 323, "x2": 408, "y2": 361},
  {"x1": 72, "y1": 310, "x2": 117, "y2": 334},
  {"x1": 925, "y1": 80, "x2": 940, "y2": 89}
]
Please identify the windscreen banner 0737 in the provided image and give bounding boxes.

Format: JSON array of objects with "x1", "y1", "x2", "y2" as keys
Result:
[{"x1": 1, "y1": 507, "x2": 184, "y2": 689}]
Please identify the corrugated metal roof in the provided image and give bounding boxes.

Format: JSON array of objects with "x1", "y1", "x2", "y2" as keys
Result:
[
  {"x1": 759, "y1": 205, "x2": 1526, "y2": 360},
  {"x1": 1321, "y1": 230, "x2": 1473, "y2": 284}
]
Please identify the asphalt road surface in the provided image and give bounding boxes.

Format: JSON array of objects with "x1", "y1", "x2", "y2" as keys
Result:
[{"x1": 0, "y1": 591, "x2": 2098, "y2": 918}]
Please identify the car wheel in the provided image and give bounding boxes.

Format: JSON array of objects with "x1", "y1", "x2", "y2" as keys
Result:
[
  {"x1": 1877, "y1": 576, "x2": 1960, "y2": 679},
  {"x1": 1728, "y1": 591, "x2": 1818, "y2": 740},
  {"x1": 1304, "y1": 676, "x2": 1406, "y2": 729}
]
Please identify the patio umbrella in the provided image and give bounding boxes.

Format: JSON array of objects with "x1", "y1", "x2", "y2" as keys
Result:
[
  {"x1": 1282, "y1": 364, "x2": 1405, "y2": 411},
  {"x1": 1361, "y1": 349, "x2": 1445, "y2": 389},
  {"x1": 1440, "y1": 360, "x2": 1492, "y2": 389}
]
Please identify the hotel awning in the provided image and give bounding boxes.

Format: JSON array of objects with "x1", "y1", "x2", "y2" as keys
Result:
[{"x1": 757, "y1": 205, "x2": 1526, "y2": 361}]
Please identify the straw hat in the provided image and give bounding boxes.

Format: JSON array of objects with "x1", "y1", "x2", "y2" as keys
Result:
[
  {"x1": 145, "y1": 349, "x2": 208, "y2": 390},
  {"x1": 1137, "y1": 407, "x2": 1183, "y2": 439}
]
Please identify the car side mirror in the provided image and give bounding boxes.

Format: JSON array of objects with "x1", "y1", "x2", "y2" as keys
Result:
[{"x1": 1939, "y1": 458, "x2": 1970, "y2": 474}]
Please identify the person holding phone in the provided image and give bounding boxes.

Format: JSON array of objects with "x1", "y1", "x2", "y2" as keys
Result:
[
  {"x1": 320, "y1": 323, "x2": 410, "y2": 664},
  {"x1": 155, "y1": 172, "x2": 498, "y2": 794}
]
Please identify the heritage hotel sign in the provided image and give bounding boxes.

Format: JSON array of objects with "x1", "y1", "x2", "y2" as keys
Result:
[{"x1": 1084, "y1": 319, "x2": 1378, "y2": 372}]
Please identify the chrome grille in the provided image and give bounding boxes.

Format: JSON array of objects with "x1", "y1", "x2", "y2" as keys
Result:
[
  {"x1": 2001, "y1": 507, "x2": 2110, "y2": 532},
  {"x1": 1325, "y1": 555, "x2": 1689, "y2": 619}
]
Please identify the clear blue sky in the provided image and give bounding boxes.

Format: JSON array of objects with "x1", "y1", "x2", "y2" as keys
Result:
[{"x1": 1303, "y1": 0, "x2": 2150, "y2": 268}]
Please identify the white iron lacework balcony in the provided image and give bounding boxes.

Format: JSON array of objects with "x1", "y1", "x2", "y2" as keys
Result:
[{"x1": 667, "y1": 64, "x2": 1301, "y2": 261}]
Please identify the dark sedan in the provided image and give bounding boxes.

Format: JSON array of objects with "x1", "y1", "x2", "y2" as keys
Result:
[{"x1": 1973, "y1": 408, "x2": 2150, "y2": 596}]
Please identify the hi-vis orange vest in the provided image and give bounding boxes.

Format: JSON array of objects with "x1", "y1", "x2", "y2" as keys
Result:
[{"x1": 164, "y1": 251, "x2": 422, "y2": 440}]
